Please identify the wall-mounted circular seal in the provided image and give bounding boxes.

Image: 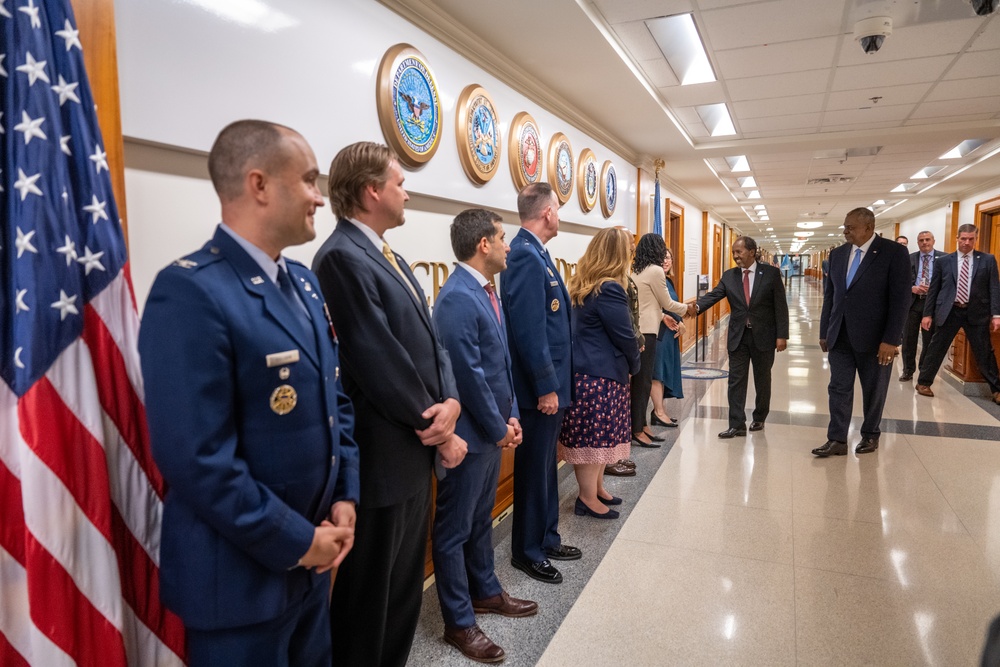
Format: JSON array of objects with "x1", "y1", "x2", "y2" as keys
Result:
[
  {"x1": 376, "y1": 44, "x2": 442, "y2": 167},
  {"x1": 577, "y1": 148, "x2": 598, "y2": 213},
  {"x1": 508, "y1": 111, "x2": 542, "y2": 191},
  {"x1": 600, "y1": 160, "x2": 618, "y2": 218},
  {"x1": 547, "y1": 133, "x2": 574, "y2": 206},
  {"x1": 455, "y1": 84, "x2": 501, "y2": 184}
]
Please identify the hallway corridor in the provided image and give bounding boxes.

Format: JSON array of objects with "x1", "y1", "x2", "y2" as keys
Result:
[{"x1": 413, "y1": 276, "x2": 1000, "y2": 666}]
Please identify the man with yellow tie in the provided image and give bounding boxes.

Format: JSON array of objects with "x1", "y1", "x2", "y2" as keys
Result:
[{"x1": 312, "y1": 141, "x2": 467, "y2": 667}]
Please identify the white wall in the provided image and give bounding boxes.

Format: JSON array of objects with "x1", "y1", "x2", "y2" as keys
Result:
[{"x1": 896, "y1": 181, "x2": 1000, "y2": 250}]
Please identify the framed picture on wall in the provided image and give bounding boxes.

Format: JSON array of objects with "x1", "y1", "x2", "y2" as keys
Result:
[
  {"x1": 455, "y1": 84, "x2": 501, "y2": 184},
  {"x1": 376, "y1": 43, "x2": 442, "y2": 168},
  {"x1": 547, "y1": 132, "x2": 574, "y2": 205},
  {"x1": 508, "y1": 112, "x2": 542, "y2": 191}
]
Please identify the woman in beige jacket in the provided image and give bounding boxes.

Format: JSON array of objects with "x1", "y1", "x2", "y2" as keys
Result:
[{"x1": 630, "y1": 234, "x2": 688, "y2": 447}]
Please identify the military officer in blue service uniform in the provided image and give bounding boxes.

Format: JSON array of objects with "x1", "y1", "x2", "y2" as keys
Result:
[
  {"x1": 139, "y1": 120, "x2": 359, "y2": 667},
  {"x1": 501, "y1": 182, "x2": 581, "y2": 584}
]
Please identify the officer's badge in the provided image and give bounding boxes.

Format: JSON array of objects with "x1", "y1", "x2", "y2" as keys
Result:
[
  {"x1": 550, "y1": 299, "x2": 560, "y2": 312},
  {"x1": 270, "y1": 385, "x2": 298, "y2": 415}
]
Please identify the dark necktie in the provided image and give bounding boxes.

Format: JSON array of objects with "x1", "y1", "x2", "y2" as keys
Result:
[
  {"x1": 920, "y1": 253, "x2": 930, "y2": 286},
  {"x1": 485, "y1": 283, "x2": 501, "y2": 323},
  {"x1": 742, "y1": 269, "x2": 751, "y2": 304},
  {"x1": 957, "y1": 254, "x2": 971, "y2": 304},
  {"x1": 277, "y1": 265, "x2": 312, "y2": 333}
]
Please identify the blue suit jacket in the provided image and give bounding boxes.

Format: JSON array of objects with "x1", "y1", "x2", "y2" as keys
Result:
[
  {"x1": 312, "y1": 219, "x2": 459, "y2": 506},
  {"x1": 433, "y1": 267, "x2": 519, "y2": 455},
  {"x1": 139, "y1": 226, "x2": 360, "y2": 630},
  {"x1": 924, "y1": 250, "x2": 1000, "y2": 326},
  {"x1": 500, "y1": 228, "x2": 573, "y2": 409},
  {"x1": 820, "y1": 234, "x2": 910, "y2": 352},
  {"x1": 571, "y1": 281, "x2": 641, "y2": 386}
]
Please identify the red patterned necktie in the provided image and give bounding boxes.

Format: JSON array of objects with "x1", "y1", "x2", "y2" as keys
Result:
[
  {"x1": 743, "y1": 269, "x2": 751, "y2": 304},
  {"x1": 956, "y1": 254, "x2": 970, "y2": 304},
  {"x1": 485, "y1": 283, "x2": 501, "y2": 323}
]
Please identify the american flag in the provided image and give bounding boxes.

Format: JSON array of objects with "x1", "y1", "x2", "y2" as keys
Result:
[{"x1": 0, "y1": 1, "x2": 185, "y2": 664}]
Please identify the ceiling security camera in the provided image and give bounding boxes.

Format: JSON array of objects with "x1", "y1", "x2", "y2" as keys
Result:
[{"x1": 854, "y1": 16, "x2": 892, "y2": 54}]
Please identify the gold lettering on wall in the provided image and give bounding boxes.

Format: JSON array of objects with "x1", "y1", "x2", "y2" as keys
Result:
[
  {"x1": 554, "y1": 258, "x2": 576, "y2": 284},
  {"x1": 410, "y1": 261, "x2": 451, "y2": 305}
]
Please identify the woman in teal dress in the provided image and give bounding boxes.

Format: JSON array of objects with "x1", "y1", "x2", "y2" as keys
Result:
[{"x1": 650, "y1": 248, "x2": 684, "y2": 425}]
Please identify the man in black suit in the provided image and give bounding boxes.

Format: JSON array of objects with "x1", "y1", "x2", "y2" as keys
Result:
[
  {"x1": 900, "y1": 231, "x2": 945, "y2": 381},
  {"x1": 313, "y1": 141, "x2": 467, "y2": 667},
  {"x1": 813, "y1": 208, "x2": 910, "y2": 457},
  {"x1": 916, "y1": 224, "x2": 1000, "y2": 403},
  {"x1": 691, "y1": 236, "x2": 789, "y2": 438}
]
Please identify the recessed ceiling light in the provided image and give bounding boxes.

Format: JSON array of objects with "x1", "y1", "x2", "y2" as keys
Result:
[
  {"x1": 646, "y1": 13, "x2": 717, "y2": 85},
  {"x1": 738, "y1": 176, "x2": 757, "y2": 188},
  {"x1": 727, "y1": 155, "x2": 750, "y2": 172},
  {"x1": 796, "y1": 221, "x2": 822, "y2": 229},
  {"x1": 891, "y1": 183, "x2": 917, "y2": 193},
  {"x1": 940, "y1": 139, "x2": 986, "y2": 160},
  {"x1": 759, "y1": 215, "x2": 769, "y2": 221},
  {"x1": 911, "y1": 166, "x2": 944, "y2": 180},
  {"x1": 746, "y1": 190, "x2": 761, "y2": 199},
  {"x1": 765, "y1": 227, "x2": 773, "y2": 231},
  {"x1": 697, "y1": 103, "x2": 736, "y2": 136}
]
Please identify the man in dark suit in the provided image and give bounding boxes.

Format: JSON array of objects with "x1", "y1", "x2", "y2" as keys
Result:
[
  {"x1": 813, "y1": 208, "x2": 910, "y2": 457},
  {"x1": 313, "y1": 142, "x2": 467, "y2": 667},
  {"x1": 432, "y1": 208, "x2": 537, "y2": 663},
  {"x1": 501, "y1": 182, "x2": 581, "y2": 584},
  {"x1": 899, "y1": 231, "x2": 945, "y2": 381},
  {"x1": 916, "y1": 224, "x2": 1000, "y2": 402},
  {"x1": 139, "y1": 120, "x2": 358, "y2": 666},
  {"x1": 691, "y1": 236, "x2": 789, "y2": 438}
]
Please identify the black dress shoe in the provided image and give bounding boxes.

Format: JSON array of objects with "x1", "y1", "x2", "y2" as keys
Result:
[
  {"x1": 811, "y1": 440, "x2": 847, "y2": 457},
  {"x1": 574, "y1": 497, "x2": 620, "y2": 519},
  {"x1": 644, "y1": 432, "x2": 666, "y2": 442},
  {"x1": 511, "y1": 558, "x2": 562, "y2": 583},
  {"x1": 632, "y1": 436, "x2": 662, "y2": 449},
  {"x1": 855, "y1": 437, "x2": 879, "y2": 454},
  {"x1": 718, "y1": 427, "x2": 747, "y2": 438},
  {"x1": 749, "y1": 421, "x2": 765, "y2": 431},
  {"x1": 650, "y1": 413, "x2": 678, "y2": 428},
  {"x1": 544, "y1": 544, "x2": 582, "y2": 561},
  {"x1": 599, "y1": 495, "x2": 623, "y2": 506},
  {"x1": 899, "y1": 373, "x2": 913, "y2": 381}
]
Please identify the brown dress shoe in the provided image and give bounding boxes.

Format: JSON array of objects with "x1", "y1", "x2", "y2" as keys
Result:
[
  {"x1": 994, "y1": 392, "x2": 1000, "y2": 405},
  {"x1": 472, "y1": 590, "x2": 538, "y2": 617},
  {"x1": 444, "y1": 625, "x2": 505, "y2": 663},
  {"x1": 618, "y1": 458, "x2": 637, "y2": 469},
  {"x1": 604, "y1": 461, "x2": 636, "y2": 476},
  {"x1": 915, "y1": 384, "x2": 934, "y2": 397}
]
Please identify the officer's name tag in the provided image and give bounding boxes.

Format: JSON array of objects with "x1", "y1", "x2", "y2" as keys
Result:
[{"x1": 266, "y1": 350, "x2": 300, "y2": 367}]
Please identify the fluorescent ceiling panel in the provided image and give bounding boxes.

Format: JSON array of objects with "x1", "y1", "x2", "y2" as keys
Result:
[
  {"x1": 738, "y1": 176, "x2": 757, "y2": 188},
  {"x1": 797, "y1": 221, "x2": 823, "y2": 228},
  {"x1": 646, "y1": 13, "x2": 716, "y2": 86},
  {"x1": 697, "y1": 103, "x2": 737, "y2": 136},
  {"x1": 940, "y1": 139, "x2": 987, "y2": 159},
  {"x1": 727, "y1": 155, "x2": 750, "y2": 172}
]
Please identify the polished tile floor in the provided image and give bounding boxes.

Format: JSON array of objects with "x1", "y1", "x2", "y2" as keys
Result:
[{"x1": 412, "y1": 278, "x2": 1000, "y2": 666}]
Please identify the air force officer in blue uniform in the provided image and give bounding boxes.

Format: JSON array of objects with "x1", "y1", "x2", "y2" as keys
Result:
[
  {"x1": 432, "y1": 208, "x2": 538, "y2": 662},
  {"x1": 501, "y1": 183, "x2": 581, "y2": 584},
  {"x1": 139, "y1": 121, "x2": 359, "y2": 666}
]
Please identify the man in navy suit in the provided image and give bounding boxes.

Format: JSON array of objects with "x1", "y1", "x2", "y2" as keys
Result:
[
  {"x1": 501, "y1": 182, "x2": 581, "y2": 584},
  {"x1": 692, "y1": 236, "x2": 789, "y2": 438},
  {"x1": 139, "y1": 120, "x2": 359, "y2": 666},
  {"x1": 313, "y1": 142, "x2": 466, "y2": 667},
  {"x1": 916, "y1": 224, "x2": 1000, "y2": 402},
  {"x1": 432, "y1": 208, "x2": 538, "y2": 663},
  {"x1": 814, "y1": 208, "x2": 910, "y2": 457},
  {"x1": 900, "y1": 231, "x2": 946, "y2": 381}
]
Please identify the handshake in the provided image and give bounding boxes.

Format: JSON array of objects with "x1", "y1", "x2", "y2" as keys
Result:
[{"x1": 686, "y1": 303, "x2": 699, "y2": 318}]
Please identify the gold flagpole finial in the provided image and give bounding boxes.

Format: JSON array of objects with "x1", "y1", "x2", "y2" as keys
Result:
[{"x1": 653, "y1": 158, "x2": 665, "y2": 178}]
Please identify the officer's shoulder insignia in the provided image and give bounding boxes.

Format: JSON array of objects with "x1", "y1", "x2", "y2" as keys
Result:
[{"x1": 172, "y1": 258, "x2": 198, "y2": 269}]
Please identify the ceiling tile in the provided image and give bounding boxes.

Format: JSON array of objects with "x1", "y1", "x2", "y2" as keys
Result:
[
  {"x1": 659, "y1": 81, "x2": 726, "y2": 106},
  {"x1": 826, "y1": 83, "x2": 932, "y2": 110},
  {"x1": 947, "y1": 49, "x2": 1000, "y2": 78},
  {"x1": 925, "y1": 75, "x2": 1000, "y2": 101},
  {"x1": 641, "y1": 58, "x2": 680, "y2": 87},
  {"x1": 726, "y1": 69, "x2": 830, "y2": 101},
  {"x1": 837, "y1": 19, "x2": 983, "y2": 67},
  {"x1": 613, "y1": 20, "x2": 665, "y2": 61},
  {"x1": 716, "y1": 37, "x2": 839, "y2": 79},
  {"x1": 910, "y1": 96, "x2": 1000, "y2": 118},
  {"x1": 822, "y1": 104, "x2": 913, "y2": 126},
  {"x1": 831, "y1": 55, "x2": 953, "y2": 90},
  {"x1": 593, "y1": 0, "x2": 693, "y2": 24},
  {"x1": 905, "y1": 112, "x2": 996, "y2": 125},
  {"x1": 969, "y1": 21, "x2": 1000, "y2": 51},
  {"x1": 700, "y1": 0, "x2": 844, "y2": 51},
  {"x1": 733, "y1": 93, "x2": 825, "y2": 119},
  {"x1": 740, "y1": 112, "x2": 822, "y2": 134}
]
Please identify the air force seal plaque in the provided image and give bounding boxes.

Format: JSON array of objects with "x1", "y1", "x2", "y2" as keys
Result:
[{"x1": 456, "y1": 84, "x2": 501, "y2": 184}]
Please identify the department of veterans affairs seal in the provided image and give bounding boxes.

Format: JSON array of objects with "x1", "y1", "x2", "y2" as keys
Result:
[
  {"x1": 377, "y1": 44, "x2": 442, "y2": 167},
  {"x1": 456, "y1": 84, "x2": 501, "y2": 184}
]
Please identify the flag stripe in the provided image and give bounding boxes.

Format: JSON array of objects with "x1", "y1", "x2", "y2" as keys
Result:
[
  {"x1": 24, "y1": 533, "x2": 129, "y2": 667},
  {"x1": 89, "y1": 268, "x2": 148, "y2": 404},
  {"x1": 83, "y1": 299, "x2": 164, "y2": 496},
  {"x1": 0, "y1": 623, "x2": 30, "y2": 667}
]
